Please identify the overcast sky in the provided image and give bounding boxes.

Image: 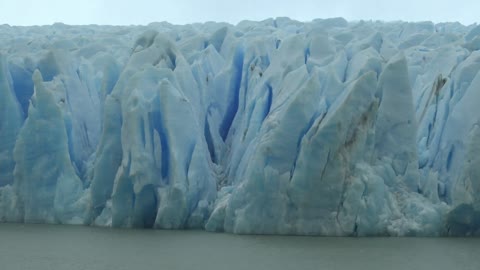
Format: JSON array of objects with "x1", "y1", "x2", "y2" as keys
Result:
[{"x1": 0, "y1": 0, "x2": 477, "y2": 26}]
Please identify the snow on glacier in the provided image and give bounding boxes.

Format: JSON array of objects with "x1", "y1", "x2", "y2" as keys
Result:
[{"x1": 0, "y1": 18, "x2": 480, "y2": 235}]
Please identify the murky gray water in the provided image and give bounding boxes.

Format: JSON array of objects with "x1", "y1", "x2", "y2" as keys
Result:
[{"x1": 0, "y1": 223, "x2": 479, "y2": 270}]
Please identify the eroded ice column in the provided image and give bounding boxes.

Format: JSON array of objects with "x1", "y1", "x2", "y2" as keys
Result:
[{"x1": 12, "y1": 70, "x2": 86, "y2": 224}]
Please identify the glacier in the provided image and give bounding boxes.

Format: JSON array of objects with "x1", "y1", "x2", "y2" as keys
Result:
[{"x1": 1, "y1": 18, "x2": 480, "y2": 236}]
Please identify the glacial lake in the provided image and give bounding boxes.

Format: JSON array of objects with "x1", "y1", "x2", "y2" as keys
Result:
[{"x1": 0, "y1": 223, "x2": 479, "y2": 270}]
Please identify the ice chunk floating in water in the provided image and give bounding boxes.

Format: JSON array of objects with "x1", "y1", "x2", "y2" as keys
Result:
[{"x1": 1, "y1": 18, "x2": 480, "y2": 236}]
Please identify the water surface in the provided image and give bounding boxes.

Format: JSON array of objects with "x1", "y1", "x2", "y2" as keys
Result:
[{"x1": 0, "y1": 223, "x2": 479, "y2": 270}]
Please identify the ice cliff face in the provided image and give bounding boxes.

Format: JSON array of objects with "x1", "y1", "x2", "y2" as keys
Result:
[{"x1": 1, "y1": 18, "x2": 480, "y2": 235}]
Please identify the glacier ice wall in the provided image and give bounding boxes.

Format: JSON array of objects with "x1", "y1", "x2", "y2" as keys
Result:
[{"x1": 1, "y1": 18, "x2": 480, "y2": 235}]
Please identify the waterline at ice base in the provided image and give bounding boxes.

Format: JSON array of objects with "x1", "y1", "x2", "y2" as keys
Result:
[{"x1": 1, "y1": 18, "x2": 480, "y2": 236}]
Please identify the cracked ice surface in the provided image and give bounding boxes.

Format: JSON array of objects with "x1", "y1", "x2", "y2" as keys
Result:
[{"x1": 1, "y1": 18, "x2": 480, "y2": 235}]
